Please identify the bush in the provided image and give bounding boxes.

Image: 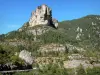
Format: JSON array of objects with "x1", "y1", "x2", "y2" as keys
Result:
[
  {"x1": 76, "y1": 65, "x2": 86, "y2": 75},
  {"x1": 87, "y1": 67, "x2": 100, "y2": 75},
  {"x1": 13, "y1": 63, "x2": 68, "y2": 75},
  {"x1": 10, "y1": 55, "x2": 25, "y2": 66}
]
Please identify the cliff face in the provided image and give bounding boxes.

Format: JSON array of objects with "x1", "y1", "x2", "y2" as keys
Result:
[{"x1": 29, "y1": 4, "x2": 58, "y2": 28}]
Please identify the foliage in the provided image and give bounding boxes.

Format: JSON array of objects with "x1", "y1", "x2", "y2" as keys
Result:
[
  {"x1": 76, "y1": 65, "x2": 86, "y2": 75},
  {"x1": 86, "y1": 67, "x2": 100, "y2": 75},
  {"x1": 14, "y1": 63, "x2": 68, "y2": 75},
  {"x1": 0, "y1": 44, "x2": 24, "y2": 64},
  {"x1": 38, "y1": 30, "x2": 67, "y2": 44},
  {"x1": 59, "y1": 15, "x2": 100, "y2": 50},
  {"x1": 10, "y1": 55, "x2": 25, "y2": 65},
  {"x1": 0, "y1": 45, "x2": 11, "y2": 64}
]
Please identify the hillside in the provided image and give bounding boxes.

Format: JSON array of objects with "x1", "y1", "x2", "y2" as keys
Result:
[
  {"x1": 0, "y1": 14, "x2": 100, "y2": 60},
  {"x1": 59, "y1": 15, "x2": 100, "y2": 49},
  {"x1": 0, "y1": 4, "x2": 100, "y2": 75}
]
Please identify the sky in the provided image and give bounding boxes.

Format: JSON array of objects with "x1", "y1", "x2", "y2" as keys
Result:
[{"x1": 0, "y1": 0, "x2": 100, "y2": 34}]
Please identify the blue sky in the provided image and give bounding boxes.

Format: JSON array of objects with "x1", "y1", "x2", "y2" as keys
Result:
[{"x1": 0, "y1": 0, "x2": 100, "y2": 34}]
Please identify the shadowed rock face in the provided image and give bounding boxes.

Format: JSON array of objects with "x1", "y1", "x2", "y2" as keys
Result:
[{"x1": 29, "y1": 4, "x2": 58, "y2": 28}]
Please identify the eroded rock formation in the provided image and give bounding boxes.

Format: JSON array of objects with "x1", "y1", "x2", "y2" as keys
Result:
[{"x1": 29, "y1": 4, "x2": 58, "y2": 28}]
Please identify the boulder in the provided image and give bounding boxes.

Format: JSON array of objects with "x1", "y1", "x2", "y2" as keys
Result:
[{"x1": 19, "y1": 50, "x2": 34, "y2": 65}]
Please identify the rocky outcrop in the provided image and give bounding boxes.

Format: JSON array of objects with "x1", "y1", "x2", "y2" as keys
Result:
[
  {"x1": 19, "y1": 50, "x2": 34, "y2": 65},
  {"x1": 52, "y1": 18, "x2": 58, "y2": 28},
  {"x1": 28, "y1": 25, "x2": 51, "y2": 35},
  {"x1": 38, "y1": 43, "x2": 65, "y2": 53},
  {"x1": 29, "y1": 4, "x2": 58, "y2": 28},
  {"x1": 66, "y1": 43, "x2": 85, "y2": 53},
  {"x1": 64, "y1": 60, "x2": 93, "y2": 69}
]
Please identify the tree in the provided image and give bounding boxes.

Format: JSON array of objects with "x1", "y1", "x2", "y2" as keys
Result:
[{"x1": 77, "y1": 65, "x2": 86, "y2": 75}]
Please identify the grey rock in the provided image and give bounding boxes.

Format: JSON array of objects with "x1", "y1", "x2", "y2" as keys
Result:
[
  {"x1": 52, "y1": 18, "x2": 58, "y2": 28},
  {"x1": 29, "y1": 4, "x2": 58, "y2": 28},
  {"x1": 19, "y1": 50, "x2": 34, "y2": 65},
  {"x1": 29, "y1": 4, "x2": 52, "y2": 27},
  {"x1": 64, "y1": 60, "x2": 93, "y2": 69},
  {"x1": 28, "y1": 26, "x2": 50, "y2": 35}
]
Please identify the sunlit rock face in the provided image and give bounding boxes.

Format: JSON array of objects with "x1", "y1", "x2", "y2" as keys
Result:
[
  {"x1": 29, "y1": 4, "x2": 52, "y2": 27},
  {"x1": 19, "y1": 50, "x2": 34, "y2": 65},
  {"x1": 29, "y1": 4, "x2": 58, "y2": 28}
]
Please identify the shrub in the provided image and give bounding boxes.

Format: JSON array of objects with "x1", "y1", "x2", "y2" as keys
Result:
[
  {"x1": 86, "y1": 67, "x2": 100, "y2": 75},
  {"x1": 76, "y1": 65, "x2": 86, "y2": 75}
]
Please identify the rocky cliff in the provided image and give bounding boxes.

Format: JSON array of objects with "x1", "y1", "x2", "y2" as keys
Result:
[{"x1": 29, "y1": 4, "x2": 58, "y2": 28}]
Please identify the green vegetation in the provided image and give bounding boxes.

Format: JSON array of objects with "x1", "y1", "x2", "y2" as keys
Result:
[
  {"x1": 10, "y1": 55, "x2": 25, "y2": 66},
  {"x1": 86, "y1": 67, "x2": 100, "y2": 75},
  {"x1": 59, "y1": 15, "x2": 100, "y2": 50},
  {"x1": 0, "y1": 15, "x2": 100, "y2": 75},
  {"x1": 13, "y1": 63, "x2": 69, "y2": 75},
  {"x1": 4, "y1": 66, "x2": 99, "y2": 75},
  {"x1": 0, "y1": 44, "x2": 24, "y2": 64},
  {"x1": 37, "y1": 30, "x2": 68, "y2": 44},
  {"x1": 77, "y1": 65, "x2": 86, "y2": 75}
]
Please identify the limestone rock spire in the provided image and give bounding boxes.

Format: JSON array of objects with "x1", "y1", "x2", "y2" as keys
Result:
[{"x1": 29, "y1": 4, "x2": 58, "y2": 28}]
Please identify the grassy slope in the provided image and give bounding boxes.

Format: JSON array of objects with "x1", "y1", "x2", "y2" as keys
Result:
[{"x1": 58, "y1": 15, "x2": 100, "y2": 50}]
